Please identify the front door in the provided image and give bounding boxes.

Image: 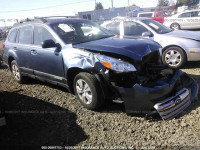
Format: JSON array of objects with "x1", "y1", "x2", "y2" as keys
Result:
[{"x1": 31, "y1": 25, "x2": 64, "y2": 82}]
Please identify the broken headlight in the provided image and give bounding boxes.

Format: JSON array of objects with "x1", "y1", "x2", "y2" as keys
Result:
[{"x1": 96, "y1": 54, "x2": 136, "y2": 72}]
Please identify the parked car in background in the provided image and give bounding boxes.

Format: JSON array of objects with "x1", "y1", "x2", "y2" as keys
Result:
[
  {"x1": 137, "y1": 11, "x2": 167, "y2": 23},
  {"x1": 102, "y1": 17, "x2": 200, "y2": 68},
  {"x1": 3, "y1": 17, "x2": 198, "y2": 120},
  {"x1": 164, "y1": 9, "x2": 200, "y2": 30}
]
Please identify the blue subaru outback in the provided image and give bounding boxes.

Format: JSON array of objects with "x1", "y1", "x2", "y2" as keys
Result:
[{"x1": 3, "y1": 17, "x2": 199, "y2": 120}]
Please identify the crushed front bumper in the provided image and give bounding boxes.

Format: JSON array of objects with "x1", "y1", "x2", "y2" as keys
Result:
[{"x1": 112, "y1": 70, "x2": 199, "y2": 120}]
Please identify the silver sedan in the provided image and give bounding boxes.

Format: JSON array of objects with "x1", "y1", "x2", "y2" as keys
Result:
[
  {"x1": 102, "y1": 17, "x2": 200, "y2": 68},
  {"x1": 164, "y1": 10, "x2": 200, "y2": 30}
]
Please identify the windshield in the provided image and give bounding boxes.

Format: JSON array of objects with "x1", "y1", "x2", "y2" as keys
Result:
[
  {"x1": 51, "y1": 21, "x2": 114, "y2": 44},
  {"x1": 141, "y1": 19, "x2": 172, "y2": 34}
]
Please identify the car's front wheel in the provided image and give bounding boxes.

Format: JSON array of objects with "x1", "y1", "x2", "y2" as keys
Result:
[
  {"x1": 162, "y1": 47, "x2": 186, "y2": 69},
  {"x1": 11, "y1": 60, "x2": 24, "y2": 83},
  {"x1": 170, "y1": 23, "x2": 180, "y2": 30},
  {"x1": 73, "y1": 72, "x2": 104, "y2": 110}
]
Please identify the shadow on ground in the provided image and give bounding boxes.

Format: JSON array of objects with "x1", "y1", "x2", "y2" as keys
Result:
[
  {"x1": 182, "y1": 61, "x2": 200, "y2": 69},
  {"x1": 0, "y1": 91, "x2": 88, "y2": 149}
]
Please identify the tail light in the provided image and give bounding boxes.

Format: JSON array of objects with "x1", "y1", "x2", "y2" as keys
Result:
[{"x1": 3, "y1": 43, "x2": 5, "y2": 48}]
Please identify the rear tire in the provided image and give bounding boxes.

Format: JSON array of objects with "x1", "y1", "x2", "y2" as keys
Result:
[
  {"x1": 73, "y1": 72, "x2": 104, "y2": 110},
  {"x1": 162, "y1": 47, "x2": 186, "y2": 69},
  {"x1": 11, "y1": 60, "x2": 24, "y2": 83}
]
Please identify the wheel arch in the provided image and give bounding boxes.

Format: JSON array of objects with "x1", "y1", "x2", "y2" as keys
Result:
[
  {"x1": 66, "y1": 67, "x2": 90, "y2": 93},
  {"x1": 170, "y1": 22, "x2": 181, "y2": 29},
  {"x1": 8, "y1": 56, "x2": 15, "y2": 70},
  {"x1": 162, "y1": 45, "x2": 188, "y2": 61}
]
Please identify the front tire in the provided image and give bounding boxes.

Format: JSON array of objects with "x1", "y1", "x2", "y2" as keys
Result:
[
  {"x1": 170, "y1": 23, "x2": 180, "y2": 30},
  {"x1": 162, "y1": 47, "x2": 186, "y2": 69},
  {"x1": 73, "y1": 72, "x2": 104, "y2": 110},
  {"x1": 11, "y1": 60, "x2": 24, "y2": 83}
]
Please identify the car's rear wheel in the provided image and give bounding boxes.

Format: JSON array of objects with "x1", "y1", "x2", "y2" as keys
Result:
[
  {"x1": 73, "y1": 72, "x2": 104, "y2": 110},
  {"x1": 11, "y1": 60, "x2": 24, "y2": 83},
  {"x1": 162, "y1": 47, "x2": 186, "y2": 69},
  {"x1": 170, "y1": 23, "x2": 180, "y2": 30}
]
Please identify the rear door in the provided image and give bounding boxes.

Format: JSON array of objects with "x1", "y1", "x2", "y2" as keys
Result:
[
  {"x1": 16, "y1": 25, "x2": 34, "y2": 75},
  {"x1": 31, "y1": 25, "x2": 64, "y2": 82}
]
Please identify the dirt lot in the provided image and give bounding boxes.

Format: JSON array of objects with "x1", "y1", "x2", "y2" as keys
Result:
[{"x1": 0, "y1": 40, "x2": 200, "y2": 150}]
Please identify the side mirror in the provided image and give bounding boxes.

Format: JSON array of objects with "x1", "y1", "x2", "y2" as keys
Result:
[
  {"x1": 42, "y1": 39, "x2": 56, "y2": 48},
  {"x1": 142, "y1": 31, "x2": 153, "y2": 37}
]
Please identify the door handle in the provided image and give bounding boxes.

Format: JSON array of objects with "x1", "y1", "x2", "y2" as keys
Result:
[{"x1": 31, "y1": 50, "x2": 37, "y2": 55}]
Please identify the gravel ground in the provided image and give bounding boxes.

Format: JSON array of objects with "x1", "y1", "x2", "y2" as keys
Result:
[{"x1": 0, "y1": 40, "x2": 200, "y2": 150}]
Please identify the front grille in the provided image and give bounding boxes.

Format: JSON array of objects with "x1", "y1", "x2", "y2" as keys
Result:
[{"x1": 154, "y1": 88, "x2": 191, "y2": 120}]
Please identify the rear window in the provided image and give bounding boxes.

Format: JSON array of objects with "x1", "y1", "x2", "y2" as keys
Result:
[
  {"x1": 19, "y1": 26, "x2": 32, "y2": 44},
  {"x1": 8, "y1": 29, "x2": 18, "y2": 42}
]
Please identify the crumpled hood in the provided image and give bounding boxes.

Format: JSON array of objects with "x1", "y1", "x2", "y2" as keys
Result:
[
  {"x1": 165, "y1": 30, "x2": 200, "y2": 41},
  {"x1": 73, "y1": 37, "x2": 161, "y2": 61}
]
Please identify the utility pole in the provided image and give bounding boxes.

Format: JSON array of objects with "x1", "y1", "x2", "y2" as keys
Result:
[
  {"x1": 111, "y1": 0, "x2": 113, "y2": 8},
  {"x1": 95, "y1": 0, "x2": 96, "y2": 9},
  {"x1": 128, "y1": 0, "x2": 130, "y2": 11}
]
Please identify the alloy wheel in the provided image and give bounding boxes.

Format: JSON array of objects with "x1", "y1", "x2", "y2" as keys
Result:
[
  {"x1": 76, "y1": 79, "x2": 93, "y2": 105},
  {"x1": 12, "y1": 64, "x2": 20, "y2": 80},
  {"x1": 165, "y1": 50, "x2": 181, "y2": 67}
]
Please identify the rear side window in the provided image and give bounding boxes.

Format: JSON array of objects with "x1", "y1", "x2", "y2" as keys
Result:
[
  {"x1": 19, "y1": 26, "x2": 32, "y2": 44},
  {"x1": 105, "y1": 22, "x2": 120, "y2": 35},
  {"x1": 34, "y1": 26, "x2": 54, "y2": 45},
  {"x1": 124, "y1": 21, "x2": 148, "y2": 36},
  {"x1": 8, "y1": 29, "x2": 18, "y2": 42}
]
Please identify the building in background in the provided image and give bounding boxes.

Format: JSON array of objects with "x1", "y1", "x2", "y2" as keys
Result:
[
  {"x1": 78, "y1": 5, "x2": 168, "y2": 22},
  {"x1": 78, "y1": 6, "x2": 140, "y2": 22}
]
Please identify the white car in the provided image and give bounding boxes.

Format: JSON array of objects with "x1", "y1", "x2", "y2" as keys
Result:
[
  {"x1": 102, "y1": 17, "x2": 200, "y2": 68},
  {"x1": 164, "y1": 9, "x2": 200, "y2": 30}
]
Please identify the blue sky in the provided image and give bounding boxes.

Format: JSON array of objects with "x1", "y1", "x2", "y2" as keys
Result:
[{"x1": 0, "y1": 0, "x2": 159, "y2": 19}]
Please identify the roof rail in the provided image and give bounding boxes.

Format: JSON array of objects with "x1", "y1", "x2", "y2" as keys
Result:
[{"x1": 34, "y1": 16, "x2": 80, "y2": 21}]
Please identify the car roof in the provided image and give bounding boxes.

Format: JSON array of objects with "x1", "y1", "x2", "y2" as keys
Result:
[{"x1": 12, "y1": 17, "x2": 87, "y2": 28}]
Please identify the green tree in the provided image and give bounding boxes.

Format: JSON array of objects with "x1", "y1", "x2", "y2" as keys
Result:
[
  {"x1": 95, "y1": 2, "x2": 104, "y2": 10},
  {"x1": 158, "y1": 0, "x2": 169, "y2": 7},
  {"x1": 176, "y1": 0, "x2": 199, "y2": 7}
]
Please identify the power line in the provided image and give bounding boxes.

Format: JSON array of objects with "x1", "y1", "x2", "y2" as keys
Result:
[{"x1": 0, "y1": 0, "x2": 93, "y2": 13}]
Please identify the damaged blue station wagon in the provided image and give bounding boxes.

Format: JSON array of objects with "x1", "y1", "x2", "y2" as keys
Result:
[{"x1": 3, "y1": 17, "x2": 199, "y2": 120}]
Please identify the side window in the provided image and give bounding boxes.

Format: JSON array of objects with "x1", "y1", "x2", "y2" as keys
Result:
[
  {"x1": 105, "y1": 22, "x2": 120, "y2": 35},
  {"x1": 19, "y1": 26, "x2": 32, "y2": 44},
  {"x1": 8, "y1": 29, "x2": 18, "y2": 42},
  {"x1": 157, "y1": 13, "x2": 165, "y2": 17},
  {"x1": 191, "y1": 11, "x2": 200, "y2": 17},
  {"x1": 34, "y1": 26, "x2": 54, "y2": 45},
  {"x1": 124, "y1": 21, "x2": 148, "y2": 36},
  {"x1": 179, "y1": 12, "x2": 191, "y2": 18}
]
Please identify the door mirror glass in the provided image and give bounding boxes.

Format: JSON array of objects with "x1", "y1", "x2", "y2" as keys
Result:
[
  {"x1": 142, "y1": 31, "x2": 153, "y2": 37},
  {"x1": 42, "y1": 39, "x2": 56, "y2": 48}
]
